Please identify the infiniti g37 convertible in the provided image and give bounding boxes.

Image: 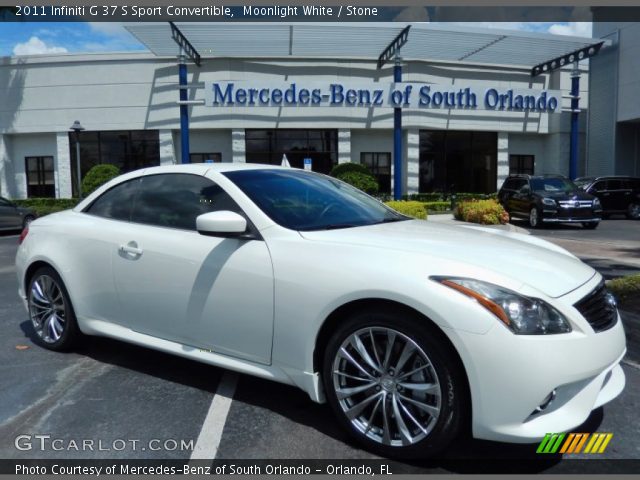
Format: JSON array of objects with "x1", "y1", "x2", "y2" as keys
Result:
[{"x1": 16, "y1": 164, "x2": 625, "y2": 458}]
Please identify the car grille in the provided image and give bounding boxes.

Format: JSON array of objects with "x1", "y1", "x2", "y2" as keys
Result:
[
  {"x1": 573, "y1": 282, "x2": 618, "y2": 333},
  {"x1": 559, "y1": 200, "x2": 593, "y2": 209}
]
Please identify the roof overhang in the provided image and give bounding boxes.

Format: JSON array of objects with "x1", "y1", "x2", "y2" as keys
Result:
[{"x1": 126, "y1": 22, "x2": 611, "y2": 72}]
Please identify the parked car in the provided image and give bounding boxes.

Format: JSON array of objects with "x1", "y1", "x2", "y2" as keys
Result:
[
  {"x1": 498, "y1": 174, "x2": 602, "y2": 229},
  {"x1": 575, "y1": 176, "x2": 640, "y2": 220},
  {"x1": 16, "y1": 164, "x2": 625, "y2": 458},
  {"x1": 0, "y1": 196, "x2": 36, "y2": 231}
]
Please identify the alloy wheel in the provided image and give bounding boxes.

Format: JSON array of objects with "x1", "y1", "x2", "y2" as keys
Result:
[
  {"x1": 332, "y1": 327, "x2": 442, "y2": 447},
  {"x1": 629, "y1": 203, "x2": 640, "y2": 220},
  {"x1": 29, "y1": 275, "x2": 67, "y2": 344},
  {"x1": 529, "y1": 207, "x2": 539, "y2": 228}
]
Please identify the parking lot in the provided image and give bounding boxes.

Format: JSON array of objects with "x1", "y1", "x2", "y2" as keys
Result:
[{"x1": 1, "y1": 218, "x2": 640, "y2": 473}]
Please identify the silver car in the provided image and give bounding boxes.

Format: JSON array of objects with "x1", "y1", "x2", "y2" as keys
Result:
[{"x1": 0, "y1": 196, "x2": 36, "y2": 231}]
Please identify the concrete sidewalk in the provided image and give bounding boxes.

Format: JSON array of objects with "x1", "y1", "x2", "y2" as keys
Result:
[{"x1": 427, "y1": 213, "x2": 530, "y2": 235}]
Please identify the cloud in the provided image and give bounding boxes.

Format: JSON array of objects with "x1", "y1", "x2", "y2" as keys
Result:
[
  {"x1": 12, "y1": 36, "x2": 68, "y2": 55},
  {"x1": 548, "y1": 22, "x2": 592, "y2": 37}
]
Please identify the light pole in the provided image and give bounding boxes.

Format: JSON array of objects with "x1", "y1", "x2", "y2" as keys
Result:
[{"x1": 69, "y1": 120, "x2": 85, "y2": 199}]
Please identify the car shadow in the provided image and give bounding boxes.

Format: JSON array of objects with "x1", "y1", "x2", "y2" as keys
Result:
[{"x1": 18, "y1": 320, "x2": 605, "y2": 472}]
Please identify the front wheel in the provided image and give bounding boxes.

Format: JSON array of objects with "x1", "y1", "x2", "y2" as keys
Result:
[
  {"x1": 323, "y1": 310, "x2": 466, "y2": 458},
  {"x1": 529, "y1": 207, "x2": 542, "y2": 228},
  {"x1": 627, "y1": 203, "x2": 640, "y2": 220},
  {"x1": 582, "y1": 221, "x2": 599, "y2": 229},
  {"x1": 27, "y1": 266, "x2": 81, "y2": 351}
]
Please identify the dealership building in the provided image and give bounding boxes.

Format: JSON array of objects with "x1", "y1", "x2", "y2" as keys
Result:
[{"x1": 0, "y1": 23, "x2": 613, "y2": 199}]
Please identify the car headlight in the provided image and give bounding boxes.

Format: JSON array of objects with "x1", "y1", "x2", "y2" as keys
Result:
[
  {"x1": 432, "y1": 277, "x2": 572, "y2": 335},
  {"x1": 593, "y1": 197, "x2": 601, "y2": 207},
  {"x1": 542, "y1": 197, "x2": 557, "y2": 207}
]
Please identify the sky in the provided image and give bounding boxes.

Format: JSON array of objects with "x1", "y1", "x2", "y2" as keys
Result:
[{"x1": 0, "y1": 22, "x2": 593, "y2": 57}]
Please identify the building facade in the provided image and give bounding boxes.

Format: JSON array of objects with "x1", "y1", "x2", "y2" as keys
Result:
[
  {"x1": 0, "y1": 43, "x2": 588, "y2": 199},
  {"x1": 587, "y1": 20, "x2": 640, "y2": 177}
]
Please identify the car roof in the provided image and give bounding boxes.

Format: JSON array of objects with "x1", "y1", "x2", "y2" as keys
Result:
[
  {"x1": 140, "y1": 162, "x2": 283, "y2": 176},
  {"x1": 506, "y1": 174, "x2": 567, "y2": 180}
]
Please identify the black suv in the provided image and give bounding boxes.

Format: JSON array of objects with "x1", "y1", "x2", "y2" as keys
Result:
[
  {"x1": 574, "y1": 176, "x2": 640, "y2": 219},
  {"x1": 498, "y1": 174, "x2": 602, "y2": 229}
]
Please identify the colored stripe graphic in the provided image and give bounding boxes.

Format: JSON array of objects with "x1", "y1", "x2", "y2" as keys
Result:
[
  {"x1": 537, "y1": 433, "x2": 565, "y2": 453},
  {"x1": 538, "y1": 433, "x2": 613, "y2": 454}
]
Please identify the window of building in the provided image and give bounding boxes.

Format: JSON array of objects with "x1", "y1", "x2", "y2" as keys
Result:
[
  {"x1": 419, "y1": 131, "x2": 497, "y2": 193},
  {"x1": 360, "y1": 152, "x2": 391, "y2": 194},
  {"x1": 25, "y1": 156, "x2": 55, "y2": 198},
  {"x1": 190, "y1": 153, "x2": 222, "y2": 163},
  {"x1": 69, "y1": 130, "x2": 160, "y2": 197},
  {"x1": 509, "y1": 155, "x2": 535, "y2": 175},
  {"x1": 245, "y1": 129, "x2": 338, "y2": 175}
]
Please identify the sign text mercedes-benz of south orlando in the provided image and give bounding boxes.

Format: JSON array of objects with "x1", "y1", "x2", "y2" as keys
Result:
[{"x1": 204, "y1": 81, "x2": 561, "y2": 113}]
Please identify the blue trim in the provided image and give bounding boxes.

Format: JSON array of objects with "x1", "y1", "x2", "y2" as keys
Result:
[
  {"x1": 569, "y1": 74, "x2": 580, "y2": 180},
  {"x1": 179, "y1": 61, "x2": 190, "y2": 164},
  {"x1": 393, "y1": 63, "x2": 402, "y2": 200}
]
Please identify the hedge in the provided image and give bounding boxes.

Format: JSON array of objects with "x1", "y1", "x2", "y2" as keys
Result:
[
  {"x1": 424, "y1": 201, "x2": 451, "y2": 213},
  {"x1": 82, "y1": 164, "x2": 121, "y2": 196},
  {"x1": 337, "y1": 171, "x2": 379, "y2": 194},
  {"x1": 403, "y1": 192, "x2": 498, "y2": 202},
  {"x1": 330, "y1": 162, "x2": 374, "y2": 178},
  {"x1": 454, "y1": 199, "x2": 509, "y2": 225},
  {"x1": 384, "y1": 201, "x2": 428, "y2": 220},
  {"x1": 13, "y1": 198, "x2": 79, "y2": 217},
  {"x1": 607, "y1": 274, "x2": 640, "y2": 309}
]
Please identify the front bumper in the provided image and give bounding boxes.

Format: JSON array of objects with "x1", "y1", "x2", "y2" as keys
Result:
[
  {"x1": 446, "y1": 274, "x2": 626, "y2": 443},
  {"x1": 542, "y1": 217, "x2": 601, "y2": 223}
]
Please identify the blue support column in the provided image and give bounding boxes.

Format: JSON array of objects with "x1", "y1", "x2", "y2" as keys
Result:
[
  {"x1": 393, "y1": 59, "x2": 403, "y2": 200},
  {"x1": 179, "y1": 54, "x2": 190, "y2": 164},
  {"x1": 569, "y1": 64, "x2": 581, "y2": 180}
]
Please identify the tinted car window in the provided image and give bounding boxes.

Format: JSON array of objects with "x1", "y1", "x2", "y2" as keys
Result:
[
  {"x1": 502, "y1": 179, "x2": 517, "y2": 190},
  {"x1": 131, "y1": 174, "x2": 241, "y2": 230},
  {"x1": 530, "y1": 178, "x2": 576, "y2": 193},
  {"x1": 607, "y1": 179, "x2": 623, "y2": 190},
  {"x1": 85, "y1": 178, "x2": 139, "y2": 221},
  {"x1": 224, "y1": 169, "x2": 406, "y2": 231},
  {"x1": 591, "y1": 181, "x2": 606, "y2": 192}
]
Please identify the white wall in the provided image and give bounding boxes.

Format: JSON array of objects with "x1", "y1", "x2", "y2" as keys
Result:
[
  {"x1": 8, "y1": 133, "x2": 58, "y2": 199},
  {"x1": 173, "y1": 129, "x2": 233, "y2": 164}
]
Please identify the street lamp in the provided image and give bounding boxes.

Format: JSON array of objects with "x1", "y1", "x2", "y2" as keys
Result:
[{"x1": 69, "y1": 120, "x2": 85, "y2": 199}]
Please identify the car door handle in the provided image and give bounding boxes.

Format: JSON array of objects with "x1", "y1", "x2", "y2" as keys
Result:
[{"x1": 119, "y1": 244, "x2": 143, "y2": 256}]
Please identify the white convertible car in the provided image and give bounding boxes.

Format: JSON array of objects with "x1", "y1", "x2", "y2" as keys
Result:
[{"x1": 16, "y1": 164, "x2": 625, "y2": 458}]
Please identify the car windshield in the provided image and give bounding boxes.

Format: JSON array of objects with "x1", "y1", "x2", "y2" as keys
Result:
[
  {"x1": 573, "y1": 178, "x2": 594, "y2": 189},
  {"x1": 530, "y1": 177, "x2": 577, "y2": 193},
  {"x1": 224, "y1": 169, "x2": 408, "y2": 231}
]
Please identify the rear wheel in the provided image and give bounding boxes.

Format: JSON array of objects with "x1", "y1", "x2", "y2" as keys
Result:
[
  {"x1": 582, "y1": 222, "x2": 599, "y2": 229},
  {"x1": 27, "y1": 266, "x2": 80, "y2": 351},
  {"x1": 322, "y1": 310, "x2": 466, "y2": 458},
  {"x1": 627, "y1": 203, "x2": 640, "y2": 220}
]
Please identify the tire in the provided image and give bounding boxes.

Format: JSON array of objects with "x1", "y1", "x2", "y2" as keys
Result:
[
  {"x1": 22, "y1": 215, "x2": 35, "y2": 229},
  {"x1": 528, "y1": 207, "x2": 542, "y2": 228},
  {"x1": 582, "y1": 222, "x2": 599, "y2": 229},
  {"x1": 322, "y1": 309, "x2": 467, "y2": 459},
  {"x1": 27, "y1": 266, "x2": 81, "y2": 351},
  {"x1": 627, "y1": 203, "x2": 640, "y2": 220}
]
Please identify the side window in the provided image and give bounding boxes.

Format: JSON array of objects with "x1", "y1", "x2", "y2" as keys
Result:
[
  {"x1": 607, "y1": 179, "x2": 622, "y2": 190},
  {"x1": 592, "y1": 181, "x2": 606, "y2": 192},
  {"x1": 85, "y1": 178, "x2": 139, "y2": 221},
  {"x1": 131, "y1": 174, "x2": 242, "y2": 231},
  {"x1": 502, "y1": 179, "x2": 516, "y2": 190}
]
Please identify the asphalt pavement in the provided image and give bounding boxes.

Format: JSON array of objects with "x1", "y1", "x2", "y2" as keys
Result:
[{"x1": 1, "y1": 226, "x2": 639, "y2": 472}]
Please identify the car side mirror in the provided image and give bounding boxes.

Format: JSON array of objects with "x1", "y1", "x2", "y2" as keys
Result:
[{"x1": 196, "y1": 211, "x2": 247, "y2": 237}]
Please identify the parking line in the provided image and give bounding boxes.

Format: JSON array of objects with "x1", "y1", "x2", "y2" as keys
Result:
[{"x1": 190, "y1": 371, "x2": 238, "y2": 460}]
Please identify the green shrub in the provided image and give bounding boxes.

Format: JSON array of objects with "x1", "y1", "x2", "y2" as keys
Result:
[
  {"x1": 384, "y1": 200, "x2": 428, "y2": 220},
  {"x1": 337, "y1": 171, "x2": 379, "y2": 194},
  {"x1": 454, "y1": 199, "x2": 509, "y2": 225},
  {"x1": 330, "y1": 162, "x2": 374, "y2": 178},
  {"x1": 81, "y1": 164, "x2": 121, "y2": 196},
  {"x1": 403, "y1": 193, "x2": 444, "y2": 202},
  {"x1": 607, "y1": 274, "x2": 640, "y2": 308},
  {"x1": 424, "y1": 201, "x2": 451, "y2": 213},
  {"x1": 13, "y1": 198, "x2": 79, "y2": 217}
]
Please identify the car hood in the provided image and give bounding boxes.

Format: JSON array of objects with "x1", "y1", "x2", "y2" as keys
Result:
[
  {"x1": 534, "y1": 190, "x2": 594, "y2": 201},
  {"x1": 299, "y1": 220, "x2": 595, "y2": 298}
]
